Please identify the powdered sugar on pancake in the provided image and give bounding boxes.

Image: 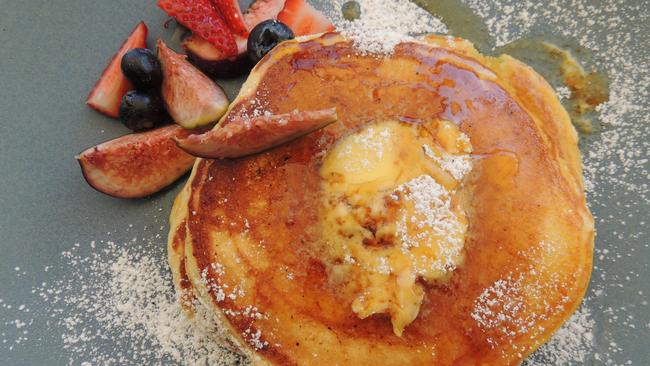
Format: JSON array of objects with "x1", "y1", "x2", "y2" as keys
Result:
[
  {"x1": 422, "y1": 143, "x2": 472, "y2": 181},
  {"x1": 395, "y1": 175, "x2": 466, "y2": 274}
]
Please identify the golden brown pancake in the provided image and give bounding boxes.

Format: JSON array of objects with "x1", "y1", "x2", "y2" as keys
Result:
[{"x1": 168, "y1": 33, "x2": 593, "y2": 365}]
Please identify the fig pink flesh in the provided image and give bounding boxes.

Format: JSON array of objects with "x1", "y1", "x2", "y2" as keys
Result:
[
  {"x1": 77, "y1": 125, "x2": 195, "y2": 198},
  {"x1": 158, "y1": 39, "x2": 229, "y2": 129},
  {"x1": 175, "y1": 108, "x2": 337, "y2": 159}
]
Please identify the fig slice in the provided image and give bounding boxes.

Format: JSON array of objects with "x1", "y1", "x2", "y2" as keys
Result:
[
  {"x1": 158, "y1": 39, "x2": 230, "y2": 129},
  {"x1": 174, "y1": 108, "x2": 338, "y2": 159},
  {"x1": 77, "y1": 125, "x2": 195, "y2": 198}
]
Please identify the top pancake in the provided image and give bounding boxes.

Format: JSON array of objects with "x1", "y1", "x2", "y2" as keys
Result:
[{"x1": 169, "y1": 33, "x2": 594, "y2": 365}]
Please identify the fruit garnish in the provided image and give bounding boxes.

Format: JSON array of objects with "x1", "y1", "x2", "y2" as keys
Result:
[
  {"x1": 183, "y1": 35, "x2": 252, "y2": 78},
  {"x1": 247, "y1": 20, "x2": 295, "y2": 63},
  {"x1": 182, "y1": 0, "x2": 291, "y2": 77},
  {"x1": 277, "y1": 0, "x2": 335, "y2": 36},
  {"x1": 243, "y1": 0, "x2": 287, "y2": 30},
  {"x1": 76, "y1": 125, "x2": 195, "y2": 198},
  {"x1": 341, "y1": 1, "x2": 361, "y2": 21},
  {"x1": 173, "y1": 108, "x2": 338, "y2": 159},
  {"x1": 121, "y1": 48, "x2": 163, "y2": 90},
  {"x1": 119, "y1": 91, "x2": 167, "y2": 131},
  {"x1": 212, "y1": 0, "x2": 249, "y2": 36},
  {"x1": 235, "y1": 35, "x2": 248, "y2": 54},
  {"x1": 157, "y1": 0, "x2": 237, "y2": 57},
  {"x1": 86, "y1": 22, "x2": 148, "y2": 118},
  {"x1": 157, "y1": 40, "x2": 229, "y2": 129}
]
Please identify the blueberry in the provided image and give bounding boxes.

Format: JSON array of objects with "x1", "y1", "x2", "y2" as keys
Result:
[
  {"x1": 121, "y1": 48, "x2": 163, "y2": 90},
  {"x1": 341, "y1": 1, "x2": 361, "y2": 21},
  {"x1": 119, "y1": 91, "x2": 167, "y2": 131},
  {"x1": 247, "y1": 20, "x2": 295, "y2": 64}
]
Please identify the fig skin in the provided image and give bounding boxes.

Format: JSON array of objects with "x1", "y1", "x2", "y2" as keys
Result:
[
  {"x1": 77, "y1": 125, "x2": 195, "y2": 198},
  {"x1": 174, "y1": 108, "x2": 338, "y2": 159}
]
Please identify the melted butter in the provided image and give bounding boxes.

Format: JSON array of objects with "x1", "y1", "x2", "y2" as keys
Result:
[{"x1": 319, "y1": 119, "x2": 472, "y2": 335}]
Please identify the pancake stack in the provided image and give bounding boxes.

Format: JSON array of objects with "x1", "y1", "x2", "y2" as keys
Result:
[{"x1": 168, "y1": 33, "x2": 593, "y2": 365}]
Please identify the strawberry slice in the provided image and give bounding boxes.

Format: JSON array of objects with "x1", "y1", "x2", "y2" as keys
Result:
[
  {"x1": 212, "y1": 0, "x2": 249, "y2": 36},
  {"x1": 158, "y1": 0, "x2": 237, "y2": 57},
  {"x1": 174, "y1": 108, "x2": 338, "y2": 158},
  {"x1": 183, "y1": 0, "x2": 287, "y2": 76},
  {"x1": 86, "y1": 22, "x2": 147, "y2": 118},
  {"x1": 244, "y1": 0, "x2": 286, "y2": 31},
  {"x1": 277, "y1": 0, "x2": 334, "y2": 36}
]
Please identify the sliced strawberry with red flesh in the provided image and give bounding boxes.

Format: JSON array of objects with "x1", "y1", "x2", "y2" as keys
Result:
[
  {"x1": 174, "y1": 108, "x2": 338, "y2": 159},
  {"x1": 186, "y1": 0, "x2": 286, "y2": 61},
  {"x1": 277, "y1": 0, "x2": 334, "y2": 36},
  {"x1": 86, "y1": 22, "x2": 147, "y2": 118},
  {"x1": 212, "y1": 0, "x2": 249, "y2": 36},
  {"x1": 244, "y1": 0, "x2": 286, "y2": 31},
  {"x1": 158, "y1": 0, "x2": 237, "y2": 57},
  {"x1": 183, "y1": 35, "x2": 246, "y2": 60}
]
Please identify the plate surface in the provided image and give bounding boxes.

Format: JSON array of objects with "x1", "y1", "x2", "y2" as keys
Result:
[{"x1": 0, "y1": 0, "x2": 648, "y2": 365}]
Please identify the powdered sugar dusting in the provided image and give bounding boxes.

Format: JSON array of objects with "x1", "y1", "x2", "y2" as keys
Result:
[
  {"x1": 325, "y1": 0, "x2": 448, "y2": 54},
  {"x1": 396, "y1": 175, "x2": 466, "y2": 274},
  {"x1": 335, "y1": 126, "x2": 387, "y2": 170},
  {"x1": 422, "y1": 143, "x2": 472, "y2": 181},
  {"x1": 198, "y1": 263, "x2": 270, "y2": 351},
  {"x1": 554, "y1": 86, "x2": 571, "y2": 101},
  {"x1": 471, "y1": 274, "x2": 528, "y2": 342},
  {"x1": 460, "y1": 0, "x2": 649, "y2": 364},
  {"x1": 461, "y1": 0, "x2": 650, "y2": 201},
  {"x1": 2, "y1": 0, "x2": 648, "y2": 364},
  {"x1": 523, "y1": 306, "x2": 595, "y2": 365},
  {"x1": 33, "y1": 239, "x2": 243, "y2": 366}
]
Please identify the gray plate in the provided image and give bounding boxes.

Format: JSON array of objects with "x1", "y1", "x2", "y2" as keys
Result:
[{"x1": 0, "y1": 0, "x2": 648, "y2": 365}]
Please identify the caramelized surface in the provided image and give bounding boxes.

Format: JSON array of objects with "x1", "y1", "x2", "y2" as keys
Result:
[{"x1": 171, "y1": 34, "x2": 593, "y2": 365}]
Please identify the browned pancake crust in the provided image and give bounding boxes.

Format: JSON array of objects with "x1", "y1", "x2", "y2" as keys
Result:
[{"x1": 178, "y1": 34, "x2": 593, "y2": 365}]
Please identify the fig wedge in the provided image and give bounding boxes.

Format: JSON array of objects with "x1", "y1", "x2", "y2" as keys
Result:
[
  {"x1": 174, "y1": 108, "x2": 337, "y2": 159},
  {"x1": 77, "y1": 125, "x2": 195, "y2": 198},
  {"x1": 158, "y1": 40, "x2": 229, "y2": 129}
]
